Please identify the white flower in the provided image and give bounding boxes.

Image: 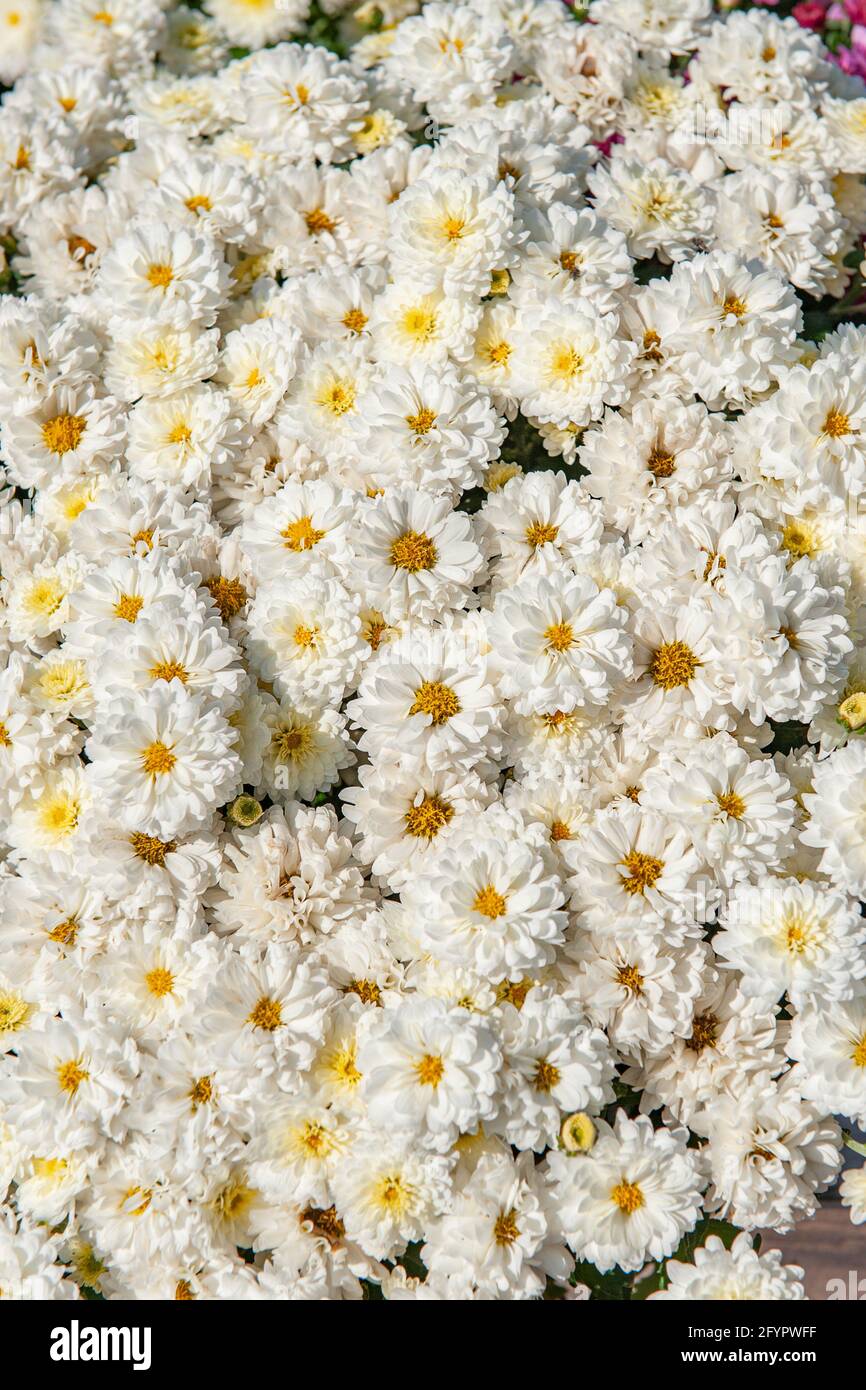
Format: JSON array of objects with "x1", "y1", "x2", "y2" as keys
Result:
[
  {"x1": 571, "y1": 804, "x2": 702, "y2": 939},
  {"x1": 246, "y1": 572, "x2": 365, "y2": 706},
  {"x1": 488, "y1": 572, "x2": 631, "y2": 715},
  {"x1": 85, "y1": 683, "x2": 241, "y2": 837},
  {"x1": 548, "y1": 1111, "x2": 704, "y2": 1273},
  {"x1": 511, "y1": 296, "x2": 636, "y2": 429},
  {"x1": 359, "y1": 997, "x2": 501, "y2": 1150},
  {"x1": 651, "y1": 1231, "x2": 805, "y2": 1301},
  {"x1": 715, "y1": 877, "x2": 866, "y2": 1010},
  {"x1": 789, "y1": 998, "x2": 866, "y2": 1130}
]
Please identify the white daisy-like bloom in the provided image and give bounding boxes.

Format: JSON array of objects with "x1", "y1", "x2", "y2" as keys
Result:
[
  {"x1": 0, "y1": 1209, "x2": 79, "y2": 1301},
  {"x1": 125, "y1": 386, "x2": 248, "y2": 491},
  {"x1": 565, "y1": 931, "x2": 710, "y2": 1056},
  {"x1": 216, "y1": 319, "x2": 300, "y2": 429},
  {"x1": 351, "y1": 361, "x2": 506, "y2": 497},
  {"x1": 199, "y1": 940, "x2": 335, "y2": 1077},
  {"x1": 97, "y1": 220, "x2": 229, "y2": 329},
  {"x1": 641, "y1": 733, "x2": 796, "y2": 887},
  {"x1": 650, "y1": 1231, "x2": 805, "y2": 1300},
  {"x1": 801, "y1": 739, "x2": 866, "y2": 896},
  {"x1": 368, "y1": 281, "x2": 478, "y2": 368},
  {"x1": 493, "y1": 987, "x2": 615, "y2": 1152},
  {"x1": 404, "y1": 808, "x2": 567, "y2": 982},
  {"x1": 7, "y1": 759, "x2": 92, "y2": 868},
  {"x1": 204, "y1": 0, "x2": 309, "y2": 47},
  {"x1": 422, "y1": 1147, "x2": 570, "y2": 1300},
  {"x1": 652, "y1": 250, "x2": 803, "y2": 410},
  {"x1": 358, "y1": 996, "x2": 501, "y2": 1151},
  {"x1": 691, "y1": 10, "x2": 829, "y2": 109},
  {"x1": 535, "y1": 20, "x2": 639, "y2": 136},
  {"x1": 570, "y1": 804, "x2": 703, "y2": 939},
  {"x1": 248, "y1": 1091, "x2": 350, "y2": 1210},
  {"x1": 715, "y1": 167, "x2": 846, "y2": 298},
  {"x1": 330, "y1": 1134, "x2": 452, "y2": 1261},
  {"x1": 511, "y1": 295, "x2": 636, "y2": 430},
  {"x1": 695, "y1": 1071, "x2": 842, "y2": 1233},
  {"x1": 212, "y1": 802, "x2": 374, "y2": 947},
  {"x1": 789, "y1": 999, "x2": 866, "y2": 1130},
  {"x1": 579, "y1": 396, "x2": 732, "y2": 543},
  {"x1": 91, "y1": 610, "x2": 244, "y2": 716},
  {"x1": 479, "y1": 470, "x2": 604, "y2": 593},
  {"x1": 255, "y1": 692, "x2": 353, "y2": 805},
  {"x1": 340, "y1": 761, "x2": 494, "y2": 892},
  {"x1": 84, "y1": 683, "x2": 242, "y2": 837},
  {"x1": 588, "y1": 155, "x2": 714, "y2": 264},
  {"x1": 547, "y1": 1111, "x2": 704, "y2": 1273},
  {"x1": 104, "y1": 320, "x2": 220, "y2": 403},
  {"x1": 246, "y1": 572, "x2": 365, "y2": 706},
  {"x1": 1, "y1": 383, "x2": 125, "y2": 492},
  {"x1": 351, "y1": 486, "x2": 485, "y2": 623},
  {"x1": 238, "y1": 480, "x2": 357, "y2": 584},
  {"x1": 237, "y1": 42, "x2": 369, "y2": 165},
  {"x1": 840, "y1": 1166, "x2": 866, "y2": 1225},
  {"x1": 383, "y1": 1, "x2": 515, "y2": 123},
  {"x1": 388, "y1": 165, "x2": 521, "y2": 300},
  {"x1": 274, "y1": 341, "x2": 373, "y2": 457},
  {"x1": 4, "y1": 552, "x2": 87, "y2": 647},
  {"x1": 502, "y1": 767, "x2": 599, "y2": 872},
  {"x1": 348, "y1": 631, "x2": 502, "y2": 774},
  {"x1": 509, "y1": 203, "x2": 633, "y2": 316},
  {"x1": 589, "y1": 0, "x2": 710, "y2": 57},
  {"x1": 622, "y1": 974, "x2": 788, "y2": 1127},
  {"x1": 0, "y1": 0, "x2": 41, "y2": 85},
  {"x1": 715, "y1": 877, "x2": 866, "y2": 1010},
  {"x1": 487, "y1": 572, "x2": 631, "y2": 715}
]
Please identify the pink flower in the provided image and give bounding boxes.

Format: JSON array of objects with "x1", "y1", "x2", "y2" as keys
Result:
[
  {"x1": 792, "y1": 0, "x2": 829, "y2": 24},
  {"x1": 845, "y1": 0, "x2": 866, "y2": 24}
]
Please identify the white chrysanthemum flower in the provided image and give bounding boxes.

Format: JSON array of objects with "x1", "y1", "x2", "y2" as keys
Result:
[
  {"x1": 695, "y1": 1072, "x2": 841, "y2": 1232},
  {"x1": 579, "y1": 396, "x2": 732, "y2": 542},
  {"x1": 493, "y1": 987, "x2": 615, "y2": 1152},
  {"x1": 840, "y1": 1166, "x2": 866, "y2": 1225},
  {"x1": 216, "y1": 319, "x2": 300, "y2": 429},
  {"x1": 330, "y1": 1134, "x2": 452, "y2": 1261},
  {"x1": 570, "y1": 804, "x2": 702, "y2": 938},
  {"x1": 515, "y1": 292, "x2": 634, "y2": 429},
  {"x1": 126, "y1": 386, "x2": 248, "y2": 491},
  {"x1": 97, "y1": 221, "x2": 229, "y2": 330},
  {"x1": 479, "y1": 470, "x2": 604, "y2": 592},
  {"x1": 359, "y1": 997, "x2": 501, "y2": 1151},
  {"x1": 422, "y1": 1148, "x2": 570, "y2": 1300},
  {"x1": 213, "y1": 803, "x2": 373, "y2": 946},
  {"x1": 716, "y1": 877, "x2": 866, "y2": 1010},
  {"x1": 653, "y1": 251, "x2": 802, "y2": 409},
  {"x1": 547, "y1": 1111, "x2": 704, "y2": 1273},
  {"x1": 104, "y1": 321, "x2": 220, "y2": 403},
  {"x1": 404, "y1": 809, "x2": 567, "y2": 982},
  {"x1": 246, "y1": 572, "x2": 365, "y2": 706},
  {"x1": 692, "y1": 10, "x2": 829, "y2": 109},
  {"x1": 789, "y1": 998, "x2": 866, "y2": 1130},
  {"x1": 237, "y1": 42, "x2": 368, "y2": 164},
  {"x1": 388, "y1": 166, "x2": 520, "y2": 300},
  {"x1": 487, "y1": 571, "x2": 631, "y2": 715},
  {"x1": 510, "y1": 203, "x2": 632, "y2": 316},
  {"x1": 566, "y1": 930, "x2": 709, "y2": 1056},
  {"x1": 651, "y1": 1231, "x2": 805, "y2": 1301},
  {"x1": 340, "y1": 761, "x2": 494, "y2": 892},
  {"x1": 85, "y1": 683, "x2": 242, "y2": 837},
  {"x1": 1, "y1": 383, "x2": 125, "y2": 491},
  {"x1": 351, "y1": 486, "x2": 485, "y2": 623},
  {"x1": 239, "y1": 480, "x2": 357, "y2": 585},
  {"x1": 588, "y1": 155, "x2": 714, "y2": 263},
  {"x1": 369, "y1": 280, "x2": 479, "y2": 367},
  {"x1": 255, "y1": 692, "x2": 353, "y2": 804}
]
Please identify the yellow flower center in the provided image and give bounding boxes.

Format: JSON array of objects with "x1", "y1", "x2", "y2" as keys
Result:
[
  {"x1": 146, "y1": 263, "x2": 174, "y2": 288},
  {"x1": 620, "y1": 850, "x2": 664, "y2": 896},
  {"x1": 404, "y1": 792, "x2": 453, "y2": 840},
  {"x1": 493, "y1": 1209, "x2": 520, "y2": 1245},
  {"x1": 851, "y1": 1034, "x2": 866, "y2": 1068},
  {"x1": 144, "y1": 967, "x2": 175, "y2": 997},
  {"x1": 305, "y1": 207, "x2": 337, "y2": 235},
  {"x1": 246, "y1": 996, "x2": 283, "y2": 1031},
  {"x1": 342, "y1": 308, "x2": 368, "y2": 334},
  {"x1": 409, "y1": 680, "x2": 460, "y2": 725},
  {"x1": 649, "y1": 640, "x2": 699, "y2": 690},
  {"x1": 0, "y1": 990, "x2": 33, "y2": 1034},
  {"x1": 839, "y1": 691, "x2": 866, "y2": 730},
  {"x1": 56, "y1": 1059, "x2": 89, "y2": 1095},
  {"x1": 686, "y1": 1010, "x2": 720, "y2": 1054},
  {"x1": 41, "y1": 413, "x2": 86, "y2": 455},
  {"x1": 716, "y1": 789, "x2": 746, "y2": 819},
  {"x1": 282, "y1": 515, "x2": 325, "y2": 551},
  {"x1": 720, "y1": 295, "x2": 747, "y2": 319},
  {"x1": 533, "y1": 1058, "x2": 561, "y2": 1093},
  {"x1": 189, "y1": 1075, "x2": 213, "y2": 1108},
  {"x1": 647, "y1": 445, "x2": 676, "y2": 479},
  {"x1": 616, "y1": 963, "x2": 645, "y2": 994},
  {"x1": 610, "y1": 1180, "x2": 644, "y2": 1215},
  {"x1": 140, "y1": 741, "x2": 176, "y2": 776},
  {"x1": 149, "y1": 660, "x2": 189, "y2": 684},
  {"x1": 316, "y1": 380, "x2": 355, "y2": 417},
  {"x1": 525, "y1": 520, "x2": 559, "y2": 548},
  {"x1": 129, "y1": 831, "x2": 176, "y2": 865},
  {"x1": 549, "y1": 345, "x2": 583, "y2": 381},
  {"x1": 293, "y1": 623, "x2": 320, "y2": 649},
  {"x1": 544, "y1": 620, "x2": 574, "y2": 653},
  {"x1": 184, "y1": 194, "x2": 212, "y2": 214},
  {"x1": 346, "y1": 978, "x2": 381, "y2": 1006},
  {"x1": 406, "y1": 407, "x2": 437, "y2": 435},
  {"x1": 822, "y1": 408, "x2": 851, "y2": 439},
  {"x1": 472, "y1": 884, "x2": 507, "y2": 919},
  {"x1": 415, "y1": 1053, "x2": 444, "y2": 1088},
  {"x1": 390, "y1": 529, "x2": 437, "y2": 572},
  {"x1": 441, "y1": 215, "x2": 465, "y2": 242}
]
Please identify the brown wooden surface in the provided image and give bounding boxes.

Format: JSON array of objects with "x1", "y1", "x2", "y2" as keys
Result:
[{"x1": 760, "y1": 1206, "x2": 866, "y2": 1300}]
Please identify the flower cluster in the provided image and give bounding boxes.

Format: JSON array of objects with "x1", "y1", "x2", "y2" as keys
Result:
[{"x1": 1, "y1": 0, "x2": 865, "y2": 1302}]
